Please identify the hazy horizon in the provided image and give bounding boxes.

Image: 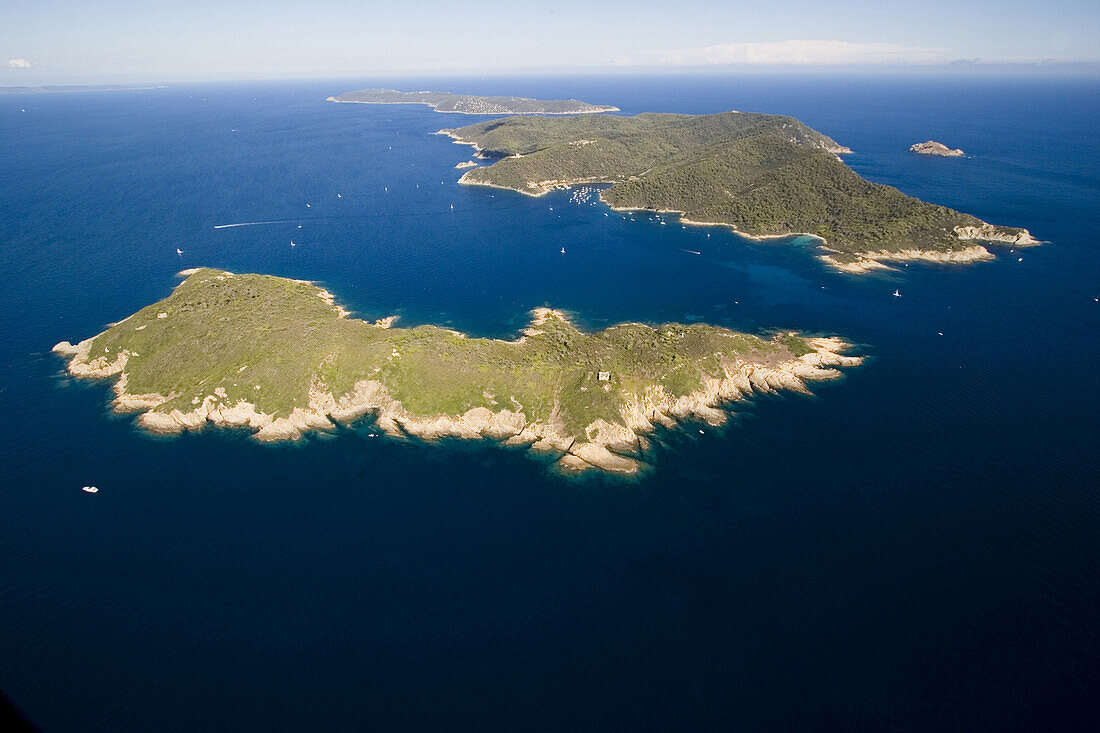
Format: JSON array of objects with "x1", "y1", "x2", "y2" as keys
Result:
[{"x1": 4, "y1": 0, "x2": 1099, "y2": 86}]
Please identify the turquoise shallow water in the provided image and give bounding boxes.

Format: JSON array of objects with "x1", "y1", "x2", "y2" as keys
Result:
[{"x1": 1, "y1": 75, "x2": 1098, "y2": 730}]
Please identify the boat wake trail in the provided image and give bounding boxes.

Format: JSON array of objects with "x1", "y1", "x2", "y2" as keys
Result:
[{"x1": 213, "y1": 220, "x2": 296, "y2": 229}]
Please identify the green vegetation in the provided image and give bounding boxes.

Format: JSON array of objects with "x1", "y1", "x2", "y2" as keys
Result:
[
  {"x1": 449, "y1": 111, "x2": 1030, "y2": 266},
  {"x1": 776, "y1": 332, "x2": 815, "y2": 358},
  {"x1": 330, "y1": 88, "x2": 618, "y2": 115},
  {"x1": 63, "y1": 269, "x2": 818, "y2": 444}
]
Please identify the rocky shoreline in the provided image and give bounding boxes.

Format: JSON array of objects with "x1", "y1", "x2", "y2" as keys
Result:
[
  {"x1": 53, "y1": 310, "x2": 861, "y2": 478},
  {"x1": 440, "y1": 128, "x2": 1039, "y2": 274},
  {"x1": 609, "y1": 202, "x2": 1040, "y2": 275},
  {"x1": 910, "y1": 141, "x2": 965, "y2": 157}
]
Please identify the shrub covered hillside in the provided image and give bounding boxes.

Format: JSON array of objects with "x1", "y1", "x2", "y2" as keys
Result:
[
  {"x1": 450, "y1": 111, "x2": 1034, "y2": 269},
  {"x1": 54, "y1": 269, "x2": 861, "y2": 475}
]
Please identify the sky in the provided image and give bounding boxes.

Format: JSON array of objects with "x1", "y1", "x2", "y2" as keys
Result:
[{"x1": 3, "y1": 0, "x2": 1099, "y2": 83}]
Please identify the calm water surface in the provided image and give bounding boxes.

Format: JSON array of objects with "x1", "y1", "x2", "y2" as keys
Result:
[{"x1": 1, "y1": 74, "x2": 1097, "y2": 730}]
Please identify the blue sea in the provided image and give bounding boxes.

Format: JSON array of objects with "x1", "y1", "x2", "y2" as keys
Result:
[{"x1": 1, "y1": 74, "x2": 1098, "y2": 731}]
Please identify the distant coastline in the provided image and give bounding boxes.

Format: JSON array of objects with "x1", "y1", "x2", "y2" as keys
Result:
[{"x1": 328, "y1": 88, "x2": 618, "y2": 115}]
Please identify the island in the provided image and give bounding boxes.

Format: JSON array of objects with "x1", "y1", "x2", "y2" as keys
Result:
[
  {"x1": 441, "y1": 111, "x2": 1038, "y2": 273},
  {"x1": 53, "y1": 269, "x2": 862, "y2": 476},
  {"x1": 327, "y1": 88, "x2": 619, "y2": 115},
  {"x1": 910, "y1": 141, "x2": 965, "y2": 157}
]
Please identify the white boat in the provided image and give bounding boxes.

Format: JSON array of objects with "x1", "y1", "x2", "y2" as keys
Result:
[
  {"x1": 82, "y1": 486, "x2": 98, "y2": 493},
  {"x1": 306, "y1": 203, "x2": 311, "y2": 207},
  {"x1": 290, "y1": 240, "x2": 295, "y2": 247},
  {"x1": 893, "y1": 290, "x2": 901, "y2": 297},
  {"x1": 176, "y1": 248, "x2": 182, "y2": 255},
  {"x1": 450, "y1": 203, "x2": 454, "y2": 210},
  {"x1": 337, "y1": 193, "x2": 342, "y2": 198},
  {"x1": 560, "y1": 247, "x2": 566, "y2": 254}
]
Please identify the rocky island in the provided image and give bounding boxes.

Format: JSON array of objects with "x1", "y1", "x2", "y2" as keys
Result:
[
  {"x1": 443, "y1": 112, "x2": 1038, "y2": 272},
  {"x1": 328, "y1": 88, "x2": 619, "y2": 115},
  {"x1": 54, "y1": 269, "x2": 861, "y2": 476},
  {"x1": 909, "y1": 141, "x2": 965, "y2": 157}
]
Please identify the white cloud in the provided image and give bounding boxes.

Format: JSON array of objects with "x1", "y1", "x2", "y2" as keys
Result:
[
  {"x1": 650, "y1": 40, "x2": 944, "y2": 67},
  {"x1": 6, "y1": 58, "x2": 33, "y2": 69}
]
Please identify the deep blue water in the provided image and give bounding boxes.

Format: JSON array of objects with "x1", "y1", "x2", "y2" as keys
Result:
[{"x1": 1, "y1": 75, "x2": 1098, "y2": 731}]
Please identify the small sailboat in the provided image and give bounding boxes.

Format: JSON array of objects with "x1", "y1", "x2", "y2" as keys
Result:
[
  {"x1": 176, "y1": 248, "x2": 183, "y2": 255},
  {"x1": 290, "y1": 240, "x2": 295, "y2": 247},
  {"x1": 82, "y1": 486, "x2": 98, "y2": 493},
  {"x1": 893, "y1": 289, "x2": 901, "y2": 297},
  {"x1": 298, "y1": 225, "x2": 302, "y2": 229},
  {"x1": 450, "y1": 203, "x2": 454, "y2": 210},
  {"x1": 561, "y1": 247, "x2": 566, "y2": 254},
  {"x1": 337, "y1": 193, "x2": 342, "y2": 198}
]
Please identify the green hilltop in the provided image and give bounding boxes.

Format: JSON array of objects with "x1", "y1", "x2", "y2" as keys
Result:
[
  {"x1": 446, "y1": 111, "x2": 1039, "y2": 271},
  {"x1": 54, "y1": 269, "x2": 861, "y2": 476}
]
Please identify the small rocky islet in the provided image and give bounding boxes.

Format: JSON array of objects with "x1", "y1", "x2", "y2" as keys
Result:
[{"x1": 909, "y1": 140, "x2": 965, "y2": 157}]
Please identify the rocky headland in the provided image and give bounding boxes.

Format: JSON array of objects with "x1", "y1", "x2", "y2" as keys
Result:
[
  {"x1": 54, "y1": 269, "x2": 862, "y2": 477},
  {"x1": 439, "y1": 112, "x2": 1039, "y2": 272}
]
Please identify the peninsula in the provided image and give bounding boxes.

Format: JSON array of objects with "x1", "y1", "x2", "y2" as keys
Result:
[
  {"x1": 443, "y1": 112, "x2": 1038, "y2": 272},
  {"x1": 54, "y1": 269, "x2": 861, "y2": 476},
  {"x1": 328, "y1": 88, "x2": 619, "y2": 115},
  {"x1": 910, "y1": 141, "x2": 965, "y2": 157}
]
